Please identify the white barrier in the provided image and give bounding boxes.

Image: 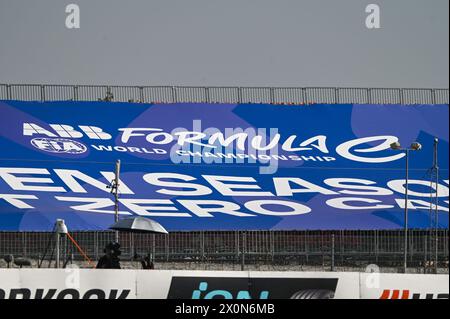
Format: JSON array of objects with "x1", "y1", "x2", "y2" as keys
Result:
[
  {"x1": 359, "y1": 273, "x2": 449, "y2": 299},
  {"x1": 0, "y1": 269, "x2": 447, "y2": 299}
]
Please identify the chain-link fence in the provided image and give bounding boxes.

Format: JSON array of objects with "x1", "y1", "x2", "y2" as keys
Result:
[
  {"x1": 0, "y1": 84, "x2": 448, "y2": 104},
  {"x1": 0, "y1": 230, "x2": 448, "y2": 272}
]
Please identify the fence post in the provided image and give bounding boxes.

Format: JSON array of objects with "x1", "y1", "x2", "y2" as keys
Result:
[
  {"x1": 331, "y1": 234, "x2": 335, "y2": 271},
  {"x1": 130, "y1": 233, "x2": 134, "y2": 260},
  {"x1": 367, "y1": 88, "x2": 371, "y2": 104},
  {"x1": 334, "y1": 87, "x2": 339, "y2": 104},
  {"x1": 152, "y1": 234, "x2": 156, "y2": 262},
  {"x1": 409, "y1": 231, "x2": 413, "y2": 264},
  {"x1": 270, "y1": 231, "x2": 274, "y2": 263},
  {"x1": 205, "y1": 87, "x2": 210, "y2": 103},
  {"x1": 171, "y1": 86, "x2": 177, "y2": 103},
  {"x1": 73, "y1": 85, "x2": 78, "y2": 101},
  {"x1": 241, "y1": 231, "x2": 246, "y2": 271},
  {"x1": 270, "y1": 87, "x2": 275, "y2": 104},
  {"x1": 165, "y1": 234, "x2": 169, "y2": 262},
  {"x1": 139, "y1": 87, "x2": 144, "y2": 103},
  {"x1": 40, "y1": 85, "x2": 45, "y2": 102},
  {"x1": 431, "y1": 89, "x2": 436, "y2": 104},
  {"x1": 321, "y1": 232, "x2": 324, "y2": 268},
  {"x1": 375, "y1": 230, "x2": 379, "y2": 264},
  {"x1": 434, "y1": 232, "x2": 439, "y2": 274},
  {"x1": 22, "y1": 232, "x2": 27, "y2": 258},
  {"x1": 424, "y1": 232, "x2": 428, "y2": 273},
  {"x1": 200, "y1": 231, "x2": 205, "y2": 262},
  {"x1": 305, "y1": 230, "x2": 309, "y2": 264},
  {"x1": 94, "y1": 231, "x2": 98, "y2": 261}
]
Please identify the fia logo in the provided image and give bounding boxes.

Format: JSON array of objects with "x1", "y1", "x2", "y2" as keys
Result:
[{"x1": 31, "y1": 138, "x2": 87, "y2": 154}]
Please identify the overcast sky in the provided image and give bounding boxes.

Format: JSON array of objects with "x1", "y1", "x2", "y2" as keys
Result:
[{"x1": 0, "y1": 0, "x2": 448, "y2": 88}]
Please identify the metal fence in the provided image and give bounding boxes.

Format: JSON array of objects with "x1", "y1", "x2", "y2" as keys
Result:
[
  {"x1": 0, "y1": 230, "x2": 448, "y2": 271},
  {"x1": 0, "y1": 84, "x2": 448, "y2": 104}
]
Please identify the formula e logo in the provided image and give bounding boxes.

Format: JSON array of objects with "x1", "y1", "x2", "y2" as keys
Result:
[{"x1": 31, "y1": 138, "x2": 87, "y2": 154}]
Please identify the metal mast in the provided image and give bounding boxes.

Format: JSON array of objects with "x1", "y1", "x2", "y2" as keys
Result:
[
  {"x1": 110, "y1": 160, "x2": 121, "y2": 243},
  {"x1": 432, "y1": 138, "x2": 439, "y2": 274}
]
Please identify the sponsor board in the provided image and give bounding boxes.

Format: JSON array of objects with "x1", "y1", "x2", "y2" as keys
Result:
[
  {"x1": 167, "y1": 277, "x2": 338, "y2": 299},
  {"x1": 0, "y1": 269, "x2": 447, "y2": 299},
  {"x1": 0, "y1": 269, "x2": 136, "y2": 299},
  {"x1": 0, "y1": 101, "x2": 448, "y2": 231},
  {"x1": 360, "y1": 273, "x2": 449, "y2": 299}
]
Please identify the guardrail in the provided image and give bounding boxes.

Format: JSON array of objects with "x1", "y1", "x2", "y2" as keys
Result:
[{"x1": 0, "y1": 84, "x2": 448, "y2": 104}]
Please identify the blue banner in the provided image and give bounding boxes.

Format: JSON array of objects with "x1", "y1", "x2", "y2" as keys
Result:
[{"x1": 0, "y1": 100, "x2": 448, "y2": 231}]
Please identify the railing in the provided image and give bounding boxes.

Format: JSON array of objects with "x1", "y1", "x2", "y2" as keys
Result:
[
  {"x1": 0, "y1": 230, "x2": 448, "y2": 271},
  {"x1": 0, "y1": 84, "x2": 448, "y2": 104}
]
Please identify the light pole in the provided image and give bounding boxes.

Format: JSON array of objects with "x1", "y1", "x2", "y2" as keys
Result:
[
  {"x1": 390, "y1": 141, "x2": 422, "y2": 273},
  {"x1": 55, "y1": 219, "x2": 68, "y2": 269},
  {"x1": 107, "y1": 160, "x2": 121, "y2": 243},
  {"x1": 432, "y1": 138, "x2": 439, "y2": 274}
]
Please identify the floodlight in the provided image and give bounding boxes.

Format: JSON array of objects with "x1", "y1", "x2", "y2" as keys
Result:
[{"x1": 390, "y1": 141, "x2": 401, "y2": 150}]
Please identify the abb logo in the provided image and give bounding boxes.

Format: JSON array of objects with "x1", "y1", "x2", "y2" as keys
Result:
[{"x1": 380, "y1": 289, "x2": 448, "y2": 299}]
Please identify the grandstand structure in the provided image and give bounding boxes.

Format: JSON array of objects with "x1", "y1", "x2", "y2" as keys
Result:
[
  {"x1": 0, "y1": 84, "x2": 448, "y2": 272},
  {"x1": 0, "y1": 84, "x2": 449, "y2": 104}
]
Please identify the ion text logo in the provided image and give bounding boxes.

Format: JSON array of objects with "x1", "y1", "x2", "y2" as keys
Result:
[
  {"x1": 31, "y1": 138, "x2": 87, "y2": 154},
  {"x1": 192, "y1": 281, "x2": 269, "y2": 299},
  {"x1": 167, "y1": 277, "x2": 338, "y2": 299}
]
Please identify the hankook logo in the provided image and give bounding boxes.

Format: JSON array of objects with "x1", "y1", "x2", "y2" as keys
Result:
[{"x1": 31, "y1": 138, "x2": 87, "y2": 154}]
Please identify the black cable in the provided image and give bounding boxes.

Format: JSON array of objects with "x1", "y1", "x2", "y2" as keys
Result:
[
  {"x1": 38, "y1": 224, "x2": 56, "y2": 268},
  {"x1": 47, "y1": 241, "x2": 56, "y2": 268},
  {"x1": 62, "y1": 238, "x2": 73, "y2": 269}
]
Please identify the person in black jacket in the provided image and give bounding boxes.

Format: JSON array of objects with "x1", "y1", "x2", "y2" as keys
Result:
[
  {"x1": 96, "y1": 242, "x2": 121, "y2": 269},
  {"x1": 133, "y1": 252, "x2": 155, "y2": 269},
  {"x1": 141, "y1": 254, "x2": 154, "y2": 270}
]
